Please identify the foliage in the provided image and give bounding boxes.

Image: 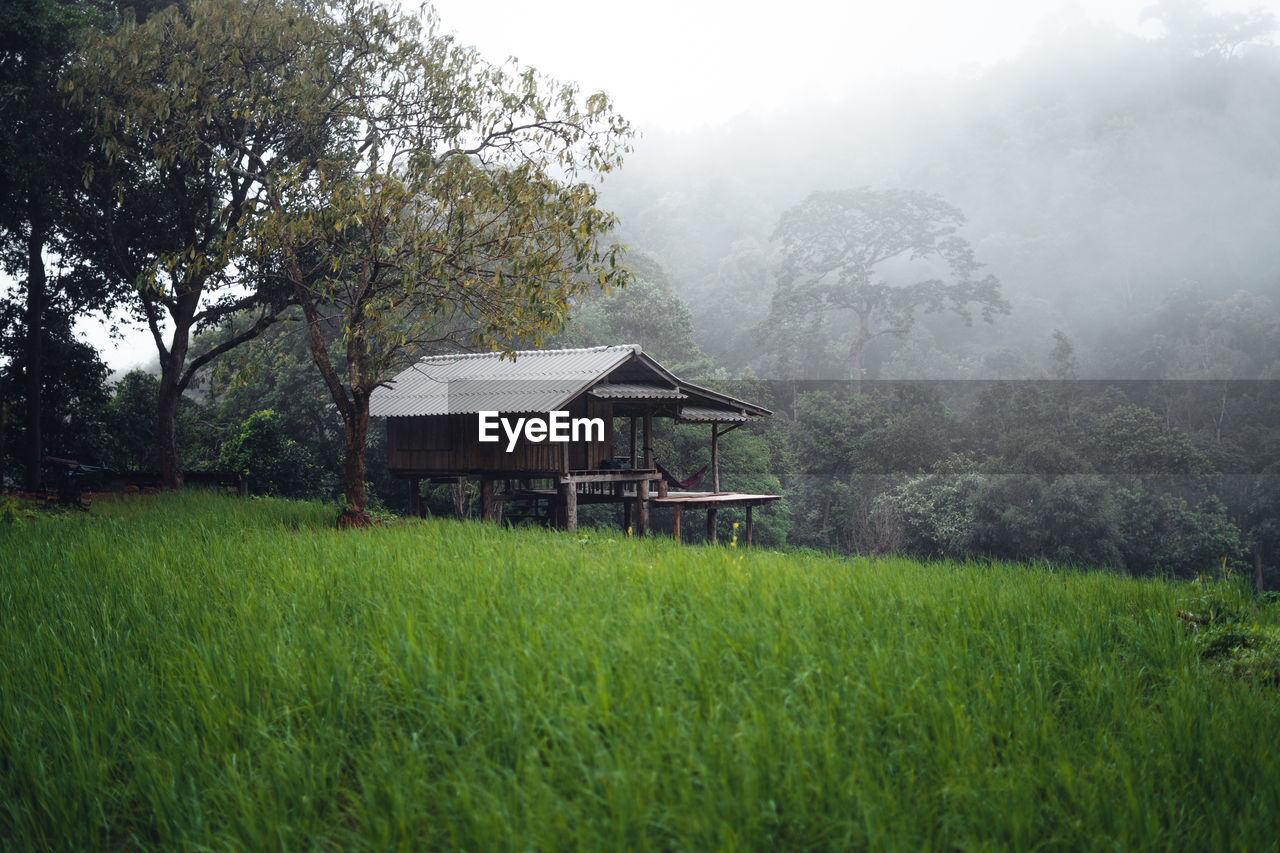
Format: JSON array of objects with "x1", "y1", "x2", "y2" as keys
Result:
[
  {"x1": 783, "y1": 381, "x2": 1253, "y2": 576},
  {"x1": 217, "y1": 409, "x2": 328, "y2": 498},
  {"x1": 763, "y1": 187, "x2": 1008, "y2": 383},
  {"x1": 0, "y1": 299, "x2": 111, "y2": 478},
  {"x1": 204, "y1": 311, "x2": 343, "y2": 458},
  {"x1": 68, "y1": 0, "x2": 375, "y2": 487},
  {"x1": 198, "y1": 309, "x2": 350, "y2": 498},
  {"x1": 968, "y1": 474, "x2": 1123, "y2": 567},
  {"x1": 1143, "y1": 0, "x2": 1277, "y2": 59},
  {"x1": 1114, "y1": 488, "x2": 1240, "y2": 577},
  {"x1": 0, "y1": 0, "x2": 146, "y2": 489},
  {"x1": 1180, "y1": 573, "x2": 1280, "y2": 685},
  {"x1": 96, "y1": 367, "x2": 223, "y2": 473},
  {"x1": 883, "y1": 460, "x2": 985, "y2": 559},
  {"x1": 787, "y1": 386, "x2": 956, "y2": 552},
  {"x1": 3, "y1": 492, "x2": 1279, "y2": 848},
  {"x1": 101, "y1": 369, "x2": 158, "y2": 471},
  {"x1": 0, "y1": 496, "x2": 29, "y2": 525},
  {"x1": 1085, "y1": 405, "x2": 1217, "y2": 482},
  {"x1": 555, "y1": 253, "x2": 711, "y2": 374}
]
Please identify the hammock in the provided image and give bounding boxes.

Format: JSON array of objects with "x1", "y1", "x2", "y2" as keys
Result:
[{"x1": 655, "y1": 461, "x2": 709, "y2": 490}]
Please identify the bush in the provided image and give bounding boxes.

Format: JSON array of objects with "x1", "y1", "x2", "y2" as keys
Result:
[
  {"x1": 1180, "y1": 575, "x2": 1280, "y2": 685},
  {"x1": 1116, "y1": 489, "x2": 1241, "y2": 577},
  {"x1": 217, "y1": 410, "x2": 328, "y2": 498},
  {"x1": 880, "y1": 459, "x2": 984, "y2": 559},
  {"x1": 970, "y1": 474, "x2": 1123, "y2": 568}
]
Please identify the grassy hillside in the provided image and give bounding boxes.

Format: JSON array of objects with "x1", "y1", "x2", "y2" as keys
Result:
[{"x1": 2, "y1": 492, "x2": 1278, "y2": 849}]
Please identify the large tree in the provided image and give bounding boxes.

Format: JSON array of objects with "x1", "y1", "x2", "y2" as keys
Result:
[
  {"x1": 0, "y1": 0, "x2": 128, "y2": 489},
  {"x1": 69, "y1": 0, "x2": 387, "y2": 487},
  {"x1": 76, "y1": 0, "x2": 631, "y2": 515},
  {"x1": 250, "y1": 11, "x2": 632, "y2": 521},
  {"x1": 765, "y1": 188, "x2": 1008, "y2": 389}
]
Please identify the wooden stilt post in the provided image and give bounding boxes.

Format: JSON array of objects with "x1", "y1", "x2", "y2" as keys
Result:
[
  {"x1": 409, "y1": 477, "x2": 421, "y2": 518},
  {"x1": 643, "y1": 412, "x2": 653, "y2": 471},
  {"x1": 711, "y1": 424, "x2": 720, "y2": 493},
  {"x1": 481, "y1": 478, "x2": 495, "y2": 522},
  {"x1": 745, "y1": 505, "x2": 754, "y2": 548},
  {"x1": 559, "y1": 477, "x2": 578, "y2": 532},
  {"x1": 451, "y1": 478, "x2": 466, "y2": 520},
  {"x1": 672, "y1": 504, "x2": 682, "y2": 544},
  {"x1": 706, "y1": 507, "x2": 718, "y2": 544},
  {"x1": 636, "y1": 476, "x2": 650, "y2": 535},
  {"x1": 629, "y1": 417, "x2": 637, "y2": 469},
  {"x1": 623, "y1": 499, "x2": 632, "y2": 533}
]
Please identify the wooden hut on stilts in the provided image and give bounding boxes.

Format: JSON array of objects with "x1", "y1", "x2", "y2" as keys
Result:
[{"x1": 369, "y1": 345, "x2": 780, "y2": 544}]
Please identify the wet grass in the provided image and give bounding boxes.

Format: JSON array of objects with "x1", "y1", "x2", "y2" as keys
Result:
[{"x1": 1, "y1": 491, "x2": 1277, "y2": 849}]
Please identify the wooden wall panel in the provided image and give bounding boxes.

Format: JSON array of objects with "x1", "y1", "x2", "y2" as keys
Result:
[{"x1": 385, "y1": 394, "x2": 615, "y2": 476}]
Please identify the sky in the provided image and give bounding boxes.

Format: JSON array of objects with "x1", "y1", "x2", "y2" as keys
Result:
[
  {"x1": 422, "y1": 0, "x2": 1253, "y2": 133},
  {"x1": 73, "y1": 0, "x2": 1273, "y2": 371}
]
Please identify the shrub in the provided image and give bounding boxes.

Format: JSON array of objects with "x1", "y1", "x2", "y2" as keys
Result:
[{"x1": 217, "y1": 410, "x2": 328, "y2": 498}]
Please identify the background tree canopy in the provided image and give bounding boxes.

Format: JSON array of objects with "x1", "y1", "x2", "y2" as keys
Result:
[
  {"x1": 68, "y1": 0, "x2": 632, "y2": 515},
  {"x1": 765, "y1": 188, "x2": 1007, "y2": 386},
  {"x1": 2, "y1": 0, "x2": 1277, "y2": 583}
]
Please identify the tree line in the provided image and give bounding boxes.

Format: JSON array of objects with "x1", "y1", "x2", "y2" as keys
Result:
[
  {"x1": 1, "y1": 0, "x2": 631, "y2": 523},
  {"x1": 3, "y1": 0, "x2": 1276, "y2": 582}
]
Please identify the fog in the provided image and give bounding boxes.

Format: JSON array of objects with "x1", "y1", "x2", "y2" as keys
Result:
[
  {"x1": 8, "y1": 0, "x2": 1278, "y2": 573},
  {"x1": 76, "y1": 1, "x2": 1280, "y2": 380},
  {"x1": 430, "y1": 0, "x2": 1180, "y2": 132},
  {"x1": 572, "y1": 1, "x2": 1280, "y2": 381}
]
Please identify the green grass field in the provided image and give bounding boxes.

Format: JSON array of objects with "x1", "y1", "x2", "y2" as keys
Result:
[{"x1": 2, "y1": 492, "x2": 1278, "y2": 850}]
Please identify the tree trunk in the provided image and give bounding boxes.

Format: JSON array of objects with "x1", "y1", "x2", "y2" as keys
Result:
[
  {"x1": 1255, "y1": 540, "x2": 1265, "y2": 595},
  {"x1": 481, "y1": 478, "x2": 496, "y2": 522},
  {"x1": 22, "y1": 218, "x2": 47, "y2": 492},
  {"x1": 289, "y1": 289, "x2": 370, "y2": 527},
  {"x1": 155, "y1": 374, "x2": 184, "y2": 489},
  {"x1": 155, "y1": 298, "x2": 197, "y2": 490},
  {"x1": 822, "y1": 495, "x2": 832, "y2": 550},
  {"x1": 340, "y1": 392, "x2": 370, "y2": 514},
  {"x1": 849, "y1": 311, "x2": 871, "y2": 396}
]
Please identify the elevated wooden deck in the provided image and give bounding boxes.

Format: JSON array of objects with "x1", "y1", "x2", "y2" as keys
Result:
[
  {"x1": 406, "y1": 467, "x2": 781, "y2": 546},
  {"x1": 650, "y1": 491, "x2": 780, "y2": 546},
  {"x1": 650, "y1": 491, "x2": 782, "y2": 506},
  {"x1": 498, "y1": 484, "x2": 780, "y2": 545}
]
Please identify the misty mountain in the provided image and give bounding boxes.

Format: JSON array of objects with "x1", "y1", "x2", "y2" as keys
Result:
[{"x1": 601, "y1": 9, "x2": 1280, "y2": 379}]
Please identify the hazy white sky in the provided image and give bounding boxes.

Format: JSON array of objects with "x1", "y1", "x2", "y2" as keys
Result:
[
  {"x1": 80, "y1": 0, "x2": 1274, "y2": 370},
  {"x1": 424, "y1": 0, "x2": 1263, "y2": 133}
]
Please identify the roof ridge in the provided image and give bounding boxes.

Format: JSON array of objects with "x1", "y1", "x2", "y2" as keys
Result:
[{"x1": 414, "y1": 344, "x2": 639, "y2": 364}]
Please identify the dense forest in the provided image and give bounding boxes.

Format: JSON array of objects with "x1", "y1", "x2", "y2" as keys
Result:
[{"x1": 2, "y1": 0, "x2": 1278, "y2": 581}]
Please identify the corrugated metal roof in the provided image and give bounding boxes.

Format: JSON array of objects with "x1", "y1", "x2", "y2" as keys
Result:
[
  {"x1": 371, "y1": 345, "x2": 639, "y2": 417},
  {"x1": 371, "y1": 344, "x2": 774, "y2": 422},
  {"x1": 677, "y1": 406, "x2": 752, "y2": 423},
  {"x1": 680, "y1": 382, "x2": 772, "y2": 418},
  {"x1": 588, "y1": 383, "x2": 685, "y2": 400}
]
